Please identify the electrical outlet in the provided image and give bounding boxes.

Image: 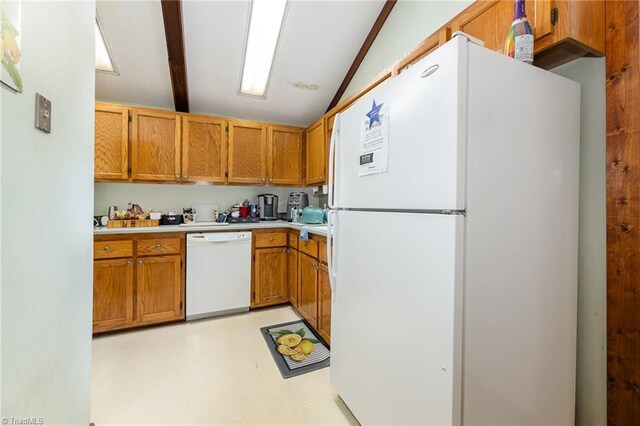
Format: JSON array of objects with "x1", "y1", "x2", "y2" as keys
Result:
[{"x1": 35, "y1": 93, "x2": 51, "y2": 133}]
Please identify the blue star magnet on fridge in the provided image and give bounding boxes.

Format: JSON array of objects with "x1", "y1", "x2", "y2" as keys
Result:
[{"x1": 366, "y1": 100, "x2": 383, "y2": 129}]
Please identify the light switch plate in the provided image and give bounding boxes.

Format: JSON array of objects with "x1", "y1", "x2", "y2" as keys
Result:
[{"x1": 35, "y1": 93, "x2": 51, "y2": 133}]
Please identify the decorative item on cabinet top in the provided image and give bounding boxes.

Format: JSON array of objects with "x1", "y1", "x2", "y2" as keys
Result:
[{"x1": 94, "y1": 102, "x2": 309, "y2": 187}]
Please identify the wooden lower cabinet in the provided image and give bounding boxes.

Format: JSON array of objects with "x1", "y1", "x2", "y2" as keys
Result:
[
  {"x1": 288, "y1": 248, "x2": 299, "y2": 307},
  {"x1": 317, "y1": 263, "x2": 331, "y2": 344},
  {"x1": 136, "y1": 255, "x2": 182, "y2": 324},
  {"x1": 251, "y1": 231, "x2": 330, "y2": 342},
  {"x1": 93, "y1": 258, "x2": 134, "y2": 333},
  {"x1": 298, "y1": 253, "x2": 319, "y2": 328},
  {"x1": 253, "y1": 247, "x2": 288, "y2": 307},
  {"x1": 93, "y1": 233, "x2": 185, "y2": 333}
]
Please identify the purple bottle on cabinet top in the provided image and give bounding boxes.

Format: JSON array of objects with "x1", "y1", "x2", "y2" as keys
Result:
[{"x1": 504, "y1": 0, "x2": 534, "y2": 64}]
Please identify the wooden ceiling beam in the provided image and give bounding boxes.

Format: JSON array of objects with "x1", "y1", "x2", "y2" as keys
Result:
[
  {"x1": 161, "y1": 0, "x2": 190, "y2": 113},
  {"x1": 326, "y1": 0, "x2": 396, "y2": 112}
]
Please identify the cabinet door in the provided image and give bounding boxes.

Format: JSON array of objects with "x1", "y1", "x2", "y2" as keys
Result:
[
  {"x1": 228, "y1": 120, "x2": 267, "y2": 184},
  {"x1": 93, "y1": 258, "x2": 134, "y2": 333},
  {"x1": 131, "y1": 109, "x2": 181, "y2": 181},
  {"x1": 253, "y1": 248, "x2": 288, "y2": 307},
  {"x1": 95, "y1": 103, "x2": 129, "y2": 180},
  {"x1": 182, "y1": 115, "x2": 227, "y2": 183},
  {"x1": 136, "y1": 255, "x2": 183, "y2": 323},
  {"x1": 452, "y1": 0, "x2": 551, "y2": 53},
  {"x1": 317, "y1": 263, "x2": 331, "y2": 344},
  {"x1": 395, "y1": 31, "x2": 444, "y2": 75},
  {"x1": 288, "y1": 248, "x2": 299, "y2": 307},
  {"x1": 268, "y1": 126, "x2": 303, "y2": 185},
  {"x1": 298, "y1": 253, "x2": 319, "y2": 328},
  {"x1": 306, "y1": 118, "x2": 325, "y2": 185},
  {"x1": 325, "y1": 115, "x2": 335, "y2": 187}
]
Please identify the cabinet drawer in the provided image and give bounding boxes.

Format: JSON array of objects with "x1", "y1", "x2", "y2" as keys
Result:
[
  {"x1": 255, "y1": 231, "x2": 288, "y2": 248},
  {"x1": 94, "y1": 240, "x2": 133, "y2": 259},
  {"x1": 288, "y1": 232, "x2": 299, "y2": 249},
  {"x1": 319, "y1": 240, "x2": 327, "y2": 264},
  {"x1": 137, "y1": 238, "x2": 181, "y2": 256},
  {"x1": 299, "y1": 239, "x2": 319, "y2": 258}
]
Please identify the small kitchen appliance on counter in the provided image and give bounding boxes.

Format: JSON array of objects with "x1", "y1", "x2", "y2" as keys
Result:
[
  {"x1": 160, "y1": 213, "x2": 183, "y2": 225},
  {"x1": 286, "y1": 192, "x2": 309, "y2": 221},
  {"x1": 257, "y1": 194, "x2": 278, "y2": 221},
  {"x1": 300, "y1": 206, "x2": 325, "y2": 224}
]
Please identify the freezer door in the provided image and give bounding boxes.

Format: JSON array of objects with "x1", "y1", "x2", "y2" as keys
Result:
[
  {"x1": 333, "y1": 37, "x2": 467, "y2": 211},
  {"x1": 330, "y1": 210, "x2": 464, "y2": 425}
]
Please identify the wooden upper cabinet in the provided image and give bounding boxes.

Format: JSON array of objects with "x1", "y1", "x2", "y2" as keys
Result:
[
  {"x1": 93, "y1": 258, "x2": 134, "y2": 333},
  {"x1": 181, "y1": 115, "x2": 227, "y2": 183},
  {"x1": 306, "y1": 118, "x2": 326, "y2": 185},
  {"x1": 130, "y1": 109, "x2": 181, "y2": 181},
  {"x1": 136, "y1": 255, "x2": 182, "y2": 324},
  {"x1": 95, "y1": 103, "x2": 129, "y2": 180},
  {"x1": 228, "y1": 120, "x2": 267, "y2": 184},
  {"x1": 268, "y1": 126, "x2": 304, "y2": 185},
  {"x1": 325, "y1": 115, "x2": 335, "y2": 185},
  {"x1": 450, "y1": 0, "x2": 604, "y2": 67},
  {"x1": 451, "y1": 0, "x2": 550, "y2": 52},
  {"x1": 395, "y1": 29, "x2": 450, "y2": 75}
]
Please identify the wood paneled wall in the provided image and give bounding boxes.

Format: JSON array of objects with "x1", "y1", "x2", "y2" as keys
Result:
[{"x1": 606, "y1": 1, "x2": 640, "y2": 424}]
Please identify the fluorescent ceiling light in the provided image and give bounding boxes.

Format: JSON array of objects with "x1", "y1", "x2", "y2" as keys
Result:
[
  {"x1": 95, "y1": 18, "x2": 117, "y2": 74},
  {"x1": 240, "y1": 0, "x2": 288, "y2": 97}
]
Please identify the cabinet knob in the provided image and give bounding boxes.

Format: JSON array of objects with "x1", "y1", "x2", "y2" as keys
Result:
[
  {"x1": 126, "y1": 260, "x2": 132, "y2": 265},
  {"x1": 262, "y1": 178, "x2": 266, "y2": 183},
  {"x1": 175, "y1": 175, "x2": 180, "y2": 180},
  {"x1": 155, "y1": 243, "x2": 161, "y2": 249},
  {"x1": 183, "y1": 175, "x2": 187, "y2": 179},
  {"x1": 137, "y1": 260, "x2": 143, "y2": 265},
  {"x1": 320, "y1": 176, "x2": 324, "y2": 180},
  {"x1": 270, "y1": 237, "x2": 275, "y2": 241},
  {"x1": 283, "y1": 248, "x2": 287, "y2": 254},
  {"x1": 103, "y1": 246, "x2": 110, "y2": 251}
]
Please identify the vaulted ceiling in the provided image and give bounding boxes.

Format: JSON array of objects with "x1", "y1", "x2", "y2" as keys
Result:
[{"x1": 95, "y1": 0, "x2": 387, "y2": 127}]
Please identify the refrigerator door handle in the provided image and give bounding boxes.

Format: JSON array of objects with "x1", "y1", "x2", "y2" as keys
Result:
[
  {"x1": 326, "y1": 209, "x2": 337, "y2": 300},
  {"x1": 328, "y1": 114, "x2": 339, "y2": 209}
]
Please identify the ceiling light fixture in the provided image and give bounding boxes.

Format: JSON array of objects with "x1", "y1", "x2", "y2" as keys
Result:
[
  {"x1": 95, "y1": 17, "x2": 118, "y2": 74},
  {"x1": 239, "y1": 0, "x2": 288, "y2": 98}
]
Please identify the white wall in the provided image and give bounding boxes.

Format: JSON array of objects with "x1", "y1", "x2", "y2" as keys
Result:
[
  {"x1": 1, "y1": 1, "x2": 95, "y2": 424},
  {"x1": 552, "y1": 58, "x2": 606, "y2": 425},
  {"x1": 95, "y1": 183, "x2": 318, "y2": 218},
  {"x1": 341, "y1": 0, "x2": 472, "y2": 101}
]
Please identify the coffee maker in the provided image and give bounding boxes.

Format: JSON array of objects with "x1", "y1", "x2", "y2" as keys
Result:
[
  {"x1": 286, "y1": 192, "x2": 309, "y2": 221},
  {"x1": 257, "y1": 194, "x2": 279, "y2": 221}
]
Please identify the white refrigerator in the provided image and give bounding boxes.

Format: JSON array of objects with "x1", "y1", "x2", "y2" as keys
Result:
[{"x1": 327, "y1": 35, "x2": 580, "y2": 425}]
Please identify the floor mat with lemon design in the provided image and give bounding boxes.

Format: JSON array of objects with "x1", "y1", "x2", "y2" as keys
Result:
[{"x1": 260, "y1": 320, "x2": 330, "y2": 379}]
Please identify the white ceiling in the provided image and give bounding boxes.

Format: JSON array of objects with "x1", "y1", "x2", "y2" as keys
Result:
[
  {"x1": 95, "y1": 0, "x2": 174, "y2": 109},
  {"x1": 95, "y1": 0, "x2": 386, "y2": 127}
]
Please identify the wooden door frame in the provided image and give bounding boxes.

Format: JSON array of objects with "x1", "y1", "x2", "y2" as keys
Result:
[{"x1": 606, "y1": 1, "x2": 640, "y2": 424}]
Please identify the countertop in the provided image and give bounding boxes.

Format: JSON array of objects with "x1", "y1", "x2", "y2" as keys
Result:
[{"x1": 93, "y1": 220, "x2": 329, "y2": 237}]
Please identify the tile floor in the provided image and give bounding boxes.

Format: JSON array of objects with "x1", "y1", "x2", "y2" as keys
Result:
[{"x1": 91, "y1": 306, "x2": 358, "y2": 425}]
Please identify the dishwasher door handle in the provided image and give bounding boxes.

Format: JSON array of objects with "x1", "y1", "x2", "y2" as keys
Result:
[{"x1": 187, "y1": 233, "x2": 252, "y2": 245}]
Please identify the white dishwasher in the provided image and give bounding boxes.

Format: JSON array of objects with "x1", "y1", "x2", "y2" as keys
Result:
[{"x1": 186, "y1": 232, "x2": 252, "y2": 321}]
